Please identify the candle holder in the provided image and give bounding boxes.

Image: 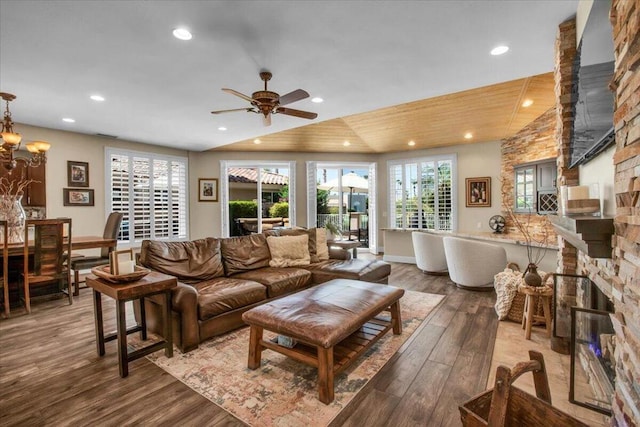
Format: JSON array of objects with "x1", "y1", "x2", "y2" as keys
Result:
[{"x1": 565, "y1": 184, "x2": 600, "y2": 216}]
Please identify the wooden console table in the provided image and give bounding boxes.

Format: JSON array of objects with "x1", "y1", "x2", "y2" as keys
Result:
[{"x1": 86, "y1": 271, "x2": 176, "y2": 377}]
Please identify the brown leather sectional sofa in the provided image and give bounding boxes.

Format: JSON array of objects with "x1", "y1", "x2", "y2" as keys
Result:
[{"x1": 138, "y1": 230, "x2": 390, "y2": 352}]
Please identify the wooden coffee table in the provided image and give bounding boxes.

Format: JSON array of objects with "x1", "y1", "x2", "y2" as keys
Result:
[
  {"x1": 86, "y1": 271, "x2": 177, "y2": 377},
  {"x1": 242, "y1": 279, "x2": 404, "y2": 404}
]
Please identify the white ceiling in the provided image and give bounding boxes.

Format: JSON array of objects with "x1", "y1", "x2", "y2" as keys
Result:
[{"x1": 0, "y1": 0, "x2": 578, "y2": 152}]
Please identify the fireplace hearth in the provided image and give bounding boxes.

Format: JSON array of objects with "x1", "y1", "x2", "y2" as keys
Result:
[{"x1": 569, "y1": 277, "x2": 615, "y2": 416}]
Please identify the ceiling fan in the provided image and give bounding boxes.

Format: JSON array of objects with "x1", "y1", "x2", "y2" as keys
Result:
[{"x1": 211, "y1": 70, "x2": 318, "y2": 126}]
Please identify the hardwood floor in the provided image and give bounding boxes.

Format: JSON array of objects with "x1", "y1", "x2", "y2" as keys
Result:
[{"x1": 0, "y1": 259, "x2": 496, "y2": 427}]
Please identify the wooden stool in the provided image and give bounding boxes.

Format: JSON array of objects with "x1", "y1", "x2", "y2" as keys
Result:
[{"x1": 520, "y1": 285, "x2": 553, "y2": 340}]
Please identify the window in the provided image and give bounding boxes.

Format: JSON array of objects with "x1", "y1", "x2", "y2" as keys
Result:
[
  {"x1": 220, "y1": 160, "x2": 296, "y2": 237},
  {"x1": 106, "y1": 148, "x2": 188, "y2": 244},
  {"x1": 388, "y1": 155, "x2": 456, "y2": 231},
  {"x1": 514, "y1": 159, "x2": 557, "y2": 214},
  {"x1": 306, "y1": 161, "x2": 378, "y2": 254}
]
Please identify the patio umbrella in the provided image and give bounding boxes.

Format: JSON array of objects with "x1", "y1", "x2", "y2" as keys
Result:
[{"x1": 318, "y1": 172, "x2": 368, "y2": 210}]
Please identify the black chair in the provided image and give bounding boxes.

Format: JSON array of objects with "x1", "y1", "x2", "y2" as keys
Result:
[{"x1": 70, "y1": 212, "x2": 123, "y2": 295}]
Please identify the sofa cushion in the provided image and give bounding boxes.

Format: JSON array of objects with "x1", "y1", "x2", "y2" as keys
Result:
[
  {"x1": 276, "y1": 227, "x2": 330, "y2": 263},
  {"x1": 192, "y1": 277, "x2": 267, "y2": 321},
  {"x1": 139, "y1": 238, "x2": 224, "y2": 284},
  {"x1": 221, "y1": 234, "x2": 271, "y2": 276},
  {"x1": 315, "y1": 228, "x2": 330, "y2": 261},
  {"x1": 267, "y1": 234, "x2": 310, "y2": 267},
  {"x1": 232, "y1": 267, "x2": 312, "y2": 298},
  {"x1": 304, "y1": 259, "x2": 391, "y2": 284}
]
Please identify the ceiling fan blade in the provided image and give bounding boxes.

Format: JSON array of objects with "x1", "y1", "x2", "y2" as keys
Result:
[
  {"x1": 263, "y1": 114, "x2": 272, "y2": 127},
  {"x1": 211, "y1": 107, "x2": 255, "y2": 114},
  {"x1": 275, "y1": 107, "x2": 318, "y2": 120},
  {"x1": 222, "y1": 88, "x2": 256, "y2": 104},
  {"x1": 278, "y1": 89, "x2": 309, "y2": 106}
]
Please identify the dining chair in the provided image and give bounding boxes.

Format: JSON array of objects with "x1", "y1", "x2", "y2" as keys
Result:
[
  {"x1": 21, "y1": 218, "x2": 73, "y2": 313},
  {"x1": 70, "y1": 212, "x2": 123, "y2": 295},
  {"x1": 1, "y1": 220, "x2": 9, "y2": 318},
  {"x1": 347, "y1": 212, "x2": 361, "y2": 241}
]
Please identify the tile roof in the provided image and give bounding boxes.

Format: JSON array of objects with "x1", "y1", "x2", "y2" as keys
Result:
[{"x1": 228, "y1": 167, "x2": 289, "y2": 185}]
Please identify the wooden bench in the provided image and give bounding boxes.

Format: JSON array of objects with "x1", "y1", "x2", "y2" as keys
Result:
[{"x1": 242, "y1": 279, "x2": 404, "y2": 404}]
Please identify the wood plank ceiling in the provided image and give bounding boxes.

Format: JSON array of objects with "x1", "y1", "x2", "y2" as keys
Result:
[{"x1": 211, "y1": 72, "x2": 555, "y2": 154}]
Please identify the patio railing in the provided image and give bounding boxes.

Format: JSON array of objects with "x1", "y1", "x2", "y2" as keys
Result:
[{"x1": 317, "y1": 213, "x2": 368, "y2": 232}]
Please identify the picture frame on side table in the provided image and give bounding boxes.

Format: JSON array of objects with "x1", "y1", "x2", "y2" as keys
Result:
[
  {"x1": 465, "y1": 177, "x2": 491, "y2": 207},
  {"x1": 199, "y1": 178, "x2": 218, "y2": 202},
  {"x1": 63, "y1": 188, "x2": 95, "y2": 206},
  {"x1": 67, "y1": 161, "x2": 89, "y2": 187}
]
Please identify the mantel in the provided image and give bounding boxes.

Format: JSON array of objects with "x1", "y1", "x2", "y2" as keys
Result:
[{"x1": 548, "y1": 215, "x2": 614, "y2": 258}]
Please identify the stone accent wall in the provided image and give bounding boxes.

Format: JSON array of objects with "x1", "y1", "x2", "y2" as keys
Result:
[
  {"x1": 500, "y1": 107, "x2": 557, "y2": 246},
  {"x1": 555, "y1": 18, "x2": 579, "y2": 276},
  {"x1": 609, "y1": 0, "x2": 640, "y2": 425}
]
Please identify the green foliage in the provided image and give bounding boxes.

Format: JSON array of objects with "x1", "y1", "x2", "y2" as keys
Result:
[
  {"x1": 317, "y1": 189, "x2": 330, "y2": 214},
  {"x1": 229, "y1": 201, "x2": 258, "y2": 236},
  {"x1": 278, "y1": 185, "x2": 289, "y2": 202},
  {"x1": 269, "y1": 202, "x2": 289, "y2": 218}
]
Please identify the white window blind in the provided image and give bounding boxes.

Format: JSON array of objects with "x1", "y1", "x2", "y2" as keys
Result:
[
  {"x1": 388, "y1": 155, "x2": 456, "y2": 231},
  {"x1": 106, "y1": 148, "x2": 188, "y2": 244}
]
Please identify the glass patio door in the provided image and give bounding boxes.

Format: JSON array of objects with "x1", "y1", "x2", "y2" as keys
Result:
[{"x1": 220, "y1": 161, "x2": 295, "y2": 237}]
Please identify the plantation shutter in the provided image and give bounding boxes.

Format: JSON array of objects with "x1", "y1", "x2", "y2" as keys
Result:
[
  {"x1": 107, "y1": 148, "x2": 188, "y2": 244},
  {"x1": 388, "y1": 155, "x2": 456, "y2": 231}
]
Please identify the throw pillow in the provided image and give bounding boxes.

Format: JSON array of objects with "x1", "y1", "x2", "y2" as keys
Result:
[
  {"x1": 267, "y1": 234, "x2": 311, "y2": 267},
  {"x1": 315, "y1": 228, "x2": 330, "y2": 261}
]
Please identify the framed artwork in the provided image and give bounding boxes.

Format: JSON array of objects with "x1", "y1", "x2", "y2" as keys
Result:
[
  {"x1": 63, "y1": 188, "x2": 95, "y2": 206},
  {"x1": 67, "y1": 161, "x2": 89, "y2": 187},
  {"x1": 465, "y1": 177, "x2": 491, "y2": 207},
  {"x1": 109, "y1": 249, "x2": 135, "y2": 275},
  {"x1": 199, "y1": 178, "x2": 218, "y2": 202}
]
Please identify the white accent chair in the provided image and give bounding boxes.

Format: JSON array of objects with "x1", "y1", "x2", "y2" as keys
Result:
[
  {"x1": 443, "y1": 236, "x2": 507, "y2": 291},
  {"x1": 411, "y1": 232, "x2": 448, "y2": 275}
]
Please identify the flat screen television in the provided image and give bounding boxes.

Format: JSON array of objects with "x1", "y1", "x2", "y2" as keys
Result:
[{"x1": 570, "y1": 0, "x2": 615, "y2": 168}]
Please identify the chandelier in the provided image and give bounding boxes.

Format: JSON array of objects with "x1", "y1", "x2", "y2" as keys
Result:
[{"x1": 1, "y1": 92, "x2": 50, "y2": 171}]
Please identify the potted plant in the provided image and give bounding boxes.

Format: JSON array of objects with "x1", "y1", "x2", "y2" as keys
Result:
[{"x1": 325, "y1": 222, "x2": 342, "y2": 241}]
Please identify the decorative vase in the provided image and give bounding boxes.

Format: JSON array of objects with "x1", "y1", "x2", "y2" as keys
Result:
[
  {"x1": 0, "y1": 195, "x2": 27, "y2": 243},
  {"x1": 523, "y1": 263, "x2": 543, "y2": 287}
]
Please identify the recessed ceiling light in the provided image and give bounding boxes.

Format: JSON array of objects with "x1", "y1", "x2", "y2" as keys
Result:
[
  {"x1": 173, "y1": 28, "x2": 192, "y2": 41},
  {"x1": 464, "y1": 132, "x2": 473, "y2": 139},
  {"x1": 343, "y1": 141, "x2": 351, "y2": 147},
  {"x1": 311, "y1": 97, "x2": 324, "y2": 103},
  {"x1": 490, "y1": 45, "x2": 509, "y2": 56},
  {"x1": 62, "y1": 118, "x2": 75, "y2": 123},
  {"x1": 522, "y1": 99, "x2": 534, "y2": 107},
  {"x1": 90, "y1": 94, "x2": 105, "y2": 102},
  {"x1": 218, "y1": 126, "x2": 227, "y2": 131},
  {"x1": 254, "y1": 139, "x2": 261, "y2": 144},
  {"x1": 408, "y1": 140, "x2": 416, "y2": 146}
]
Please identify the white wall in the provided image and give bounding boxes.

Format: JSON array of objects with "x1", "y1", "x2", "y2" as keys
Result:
[
  {"x1": 17, "y1": 123, "x2": 187, "y2": 238},
  {"x1": 377, "y1": 140, "x2": 503, "y2": 238},
  {"x1": 17, "y1": 123, "x2": 504, "y2": 256}
]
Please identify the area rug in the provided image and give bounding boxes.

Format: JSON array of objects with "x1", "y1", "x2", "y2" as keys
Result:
[{"x1": 146, "y1": 290, "x2": 444, "y2": 427}]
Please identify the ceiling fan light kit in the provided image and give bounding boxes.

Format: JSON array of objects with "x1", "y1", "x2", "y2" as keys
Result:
[{"x1": 212, "y1": 71, "x2": 318, "y2": 126}]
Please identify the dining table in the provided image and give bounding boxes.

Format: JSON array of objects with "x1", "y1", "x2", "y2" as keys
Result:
[{"x1": 2, "y1": 235, "x2": 117, "y2": 256}]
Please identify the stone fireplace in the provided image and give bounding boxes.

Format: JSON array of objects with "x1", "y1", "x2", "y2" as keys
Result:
[{"x1": 554, "y1": 2, "x2": 640, "y2": 425}]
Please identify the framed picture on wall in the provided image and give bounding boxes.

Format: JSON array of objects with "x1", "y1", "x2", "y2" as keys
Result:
[
  {"x1": 465, "y1": 177, "x2": 491, "y2": 207},
  {"x1": 199, "y1": 178, "x2": 218, "y2": 202},
  {"x1": 67, "y1": 161, "x2": 89, "y2": 187},
  {"x1": 63, "y1": 188, "x2": 95, "y2": 206}
]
